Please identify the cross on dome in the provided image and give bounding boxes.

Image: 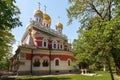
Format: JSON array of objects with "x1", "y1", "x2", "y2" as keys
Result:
[
  {"x1": 58, "y1": 16, "x2": 60, "y2": 23},
  {"x1": 44, "y1": 5, "x2": 46, "y2": 13},
  {"x1": 56, "y1": 16, "x2": 63, "y2": 30},
  {"x1": 43, "y1": 5, "x2": 51, "y2": 24},
  {"x1": 38, "y1": 2, "x2": 41, "y2": 10},
  {"x1": 34, "y1": 2, "x2": 43, "y2": 18}
]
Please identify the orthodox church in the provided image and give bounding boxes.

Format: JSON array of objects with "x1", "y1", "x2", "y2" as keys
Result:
[{"x1": 10, "y1": 3, "x2": 78, "y2": 75}]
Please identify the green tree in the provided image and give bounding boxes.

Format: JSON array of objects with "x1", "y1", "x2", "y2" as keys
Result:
[
  {"x1": 0, "y1": 0, "x2": 22, "y2": 71},
  {"x1": 0, "y1": 0, "x2": 22, "y2": 30},
  {"x1": 0, "y1": 29, "x2": 15, "y2": 71},
  {"x1": 67, "y1": 0, "x2": 120, "y2": 80}
]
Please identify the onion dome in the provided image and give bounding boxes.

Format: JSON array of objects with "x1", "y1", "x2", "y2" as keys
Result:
[
  {"x1": 43, "y1": 6, "x2": 51, "y2": 23},
  {"x1": 43, "y1": 14, "x2": 51, "y2": 23},
  {"x1": 56, "y1": 22, "x2": 63, "y2": 29},
  {"x1": 56, "y1": 16, "x2": 63, "y2": 29},
  {"x1": 34, "y1": 10, "x2": 43, "y2": 18},
  {"x1": 34, "y1": 2, "x2": 43, "y2": 18}
]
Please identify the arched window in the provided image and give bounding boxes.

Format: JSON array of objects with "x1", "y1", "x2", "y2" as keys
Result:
[
  {"x1": 54, "y1": 43, "x2": 56, "y2": 48},
  {"x1": 36, "y1": 18, "x2": 38, "y2": 22},
  {"x1": 46, "y1": 24, "x2": 49, "y2": 28},
  {"x1": 60, "y1": 44, "x2": 62, "y2": 49},
  {"x1": 37, "y1": 17, "x2": 41, "y2": 22},
  {"x1": 68, "y1": 60, "x2": 71, "y2": 66},
  {"x1": 33, "y1": 58, "x2": 40, "y2": 67},
  {"x1": 59, "y1": 42, "x2": 63, "y2": 50},
  {"x1": 39, "y1": 18, "x2": 41, "y2": 22},
  {"x1": 52, "y1": 40, "x2": 57, "y2": 49},
  {"x1": 55, "y1": 59, "x2": 59, "y2": 66},
  {"x1": 57, "y1": 28, "x2": 62, "y2": 33},
  {"x1": 42, "y1": 59, "x2": 49, "y2": 67},
  {"x1": 58, "y1": 42, "x2": 64, "y2": 50},
  {"x1": 43, "y1": 38, "x2": 48, "y2": 48},
  {"x1": 44, "y1": 23, "x2": 45, "y2": 26},
  {"x1": 44, "y1": 41, "x2": 47, "y2": 47}
]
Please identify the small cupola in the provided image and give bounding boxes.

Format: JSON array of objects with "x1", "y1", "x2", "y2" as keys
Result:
[
  {"x1": 42, "y1": 5, "x2": 51, "y2": 28},
  {"x1": 56, "y1": 16, "x2": 63, "y2": 33},
  {"x1": 34, "y1": 2, "x2": 43, "y2": 23}
]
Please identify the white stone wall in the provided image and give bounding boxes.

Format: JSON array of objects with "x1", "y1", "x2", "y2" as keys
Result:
[
  {"x1": 51, "y1": 60, "x2": 74, "y2": 71},
  {"x1": 18, "y1": 59, "x2": 75, "y2": 72},
  {"x1": 16, "y1": 48, "x2": 78, "y2": 74},
  {"x1": 18, "y1": 60, "x2": 31, "y2": 71}
]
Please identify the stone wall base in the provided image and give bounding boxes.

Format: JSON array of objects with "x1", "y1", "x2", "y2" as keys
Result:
[{"x1": 17, "y1": 69, "x2": 79, "y2": 75}]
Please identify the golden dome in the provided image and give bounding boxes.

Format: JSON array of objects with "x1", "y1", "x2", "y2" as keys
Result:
[
  {"x1": 56, "y1": 22, "x2": 63, "y2": 29},
  {"x1": 43, "y1": 13, "x2": 51, "y2": 23},
  {"x1": 42, "y1": 5, "x2": 51, "y2": 23},
  {"x1": 56, "y1": 16, "x2": 63, "y2": 29},
  {"x1": 34, "y1": 9, "x2": 43, "y2": 18}
]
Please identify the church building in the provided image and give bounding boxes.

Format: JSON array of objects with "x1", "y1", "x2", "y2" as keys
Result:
[{"x1": 10, "y1": 3, "x2": 78, "y2": 75}]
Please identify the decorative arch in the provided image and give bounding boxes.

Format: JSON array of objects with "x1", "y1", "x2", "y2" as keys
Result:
[
  {"x1": 42, "y1": 56, "x2": 49, "y2": 67},
  {"x1": 67, "y1": 59, "x2": 71, "y2": 66},
  {"x1": 33, "y1": 56, "x2": 41, "y2": 67},
  {"x1": 35, "y1": 17, "x2": 42, "y2": 23},
  {"x1": 42, "y1": 38, "x2": 48, "y2": 48},
  {"x1": 52, "y1": 40, "x2": 58, "y2": 49},
  {"x1": 59, "y1": 42, "x2": 64, "y2": 50},
  {"x1": 54, "y1": 58, "x2": 60, "y2": 66},
  {"x1": 42, "y1": 21, "x2": 50, "y2": 28},
  {"x1": 57, "y1": 28, "x2": 62, "y2": 33}
]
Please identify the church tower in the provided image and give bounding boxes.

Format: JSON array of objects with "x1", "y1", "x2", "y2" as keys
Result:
[{"x1": 10, "y1": 2, "x2": 78, "y2": 75}]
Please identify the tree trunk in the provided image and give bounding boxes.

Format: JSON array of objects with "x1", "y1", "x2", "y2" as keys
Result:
[
  {"x1": 111, "y1": 48, "x2": 120, "y2": 76},
  {"x1": 114, "y1": 59, "x2": 120, "y2": 76},
  {"x1": 105, "y1": 55, "x2": 114, "y2": 80},
  {"x1": 103, "y1": 64, "x2": 106, "y2": 71}
]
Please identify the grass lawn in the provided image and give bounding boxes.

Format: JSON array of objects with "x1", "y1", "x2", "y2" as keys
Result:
[{"x1": 3, "y1": 71, "x2": 120, "y2": 80}]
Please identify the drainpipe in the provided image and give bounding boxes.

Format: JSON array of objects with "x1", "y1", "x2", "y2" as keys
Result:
[{"x1": 48, "y1": 38, "x2": 52, "y2": 74}]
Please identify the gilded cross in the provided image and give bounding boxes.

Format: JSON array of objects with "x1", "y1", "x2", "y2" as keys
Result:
[
  {"x1": 38, "y1": 2, "x2": 41, "y2": 10},
  {"x1": 58, "y1": 16, "x2": 60, "y2": 22},
  {"x1": 44, "y1": 5, "x2": 46, "y2": 13}
]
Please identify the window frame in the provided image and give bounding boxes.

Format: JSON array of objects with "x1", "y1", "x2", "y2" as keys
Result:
[
  {"x1": 42, "y1": 59, "x2": 49, "y2": 67},
  {"x1": 42, "y1": 38, "x2": 48, "y2": 48},
  {"x1": 68, "y1": 59, "x2": 71, "y2": 66},
  {"x1": 55, "y1": 59, "x2": 59, "y2": 66},
  {"x1": 33, "y1": 58, "x2": 40, "y2": 67},
  {"x1": 52, "y1": 40, "x2": 58, "y2": 49}
]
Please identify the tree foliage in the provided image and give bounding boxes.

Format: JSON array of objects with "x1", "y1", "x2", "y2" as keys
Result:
[
  {"x1": 0, "y1": 0, "x2": 22, "y2": 30},
  {"x1": 67, "y1": 0, "x2": 120, "y2": 79},
  {"x1": 0, "y1": 0, "x2": 22, "y2": 70},
  {"x1": 67, "y1": 0, "x2": 120, "y2": 24}
]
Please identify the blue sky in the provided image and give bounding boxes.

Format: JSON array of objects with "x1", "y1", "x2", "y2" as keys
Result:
[{"x1": 12, "y1": 0, "x2": 80, "y2": 53}]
